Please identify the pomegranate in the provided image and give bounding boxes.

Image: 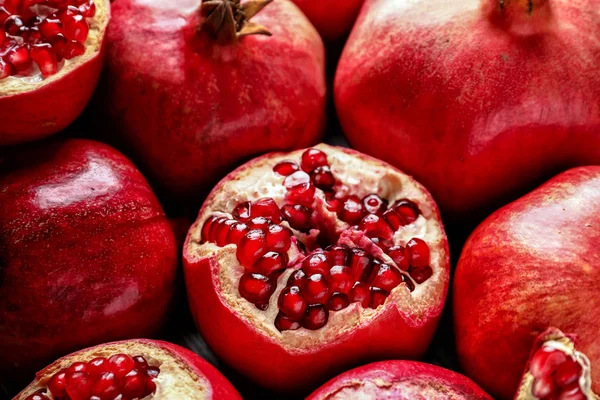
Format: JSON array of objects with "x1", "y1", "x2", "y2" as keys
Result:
[
  {"x1": 335, "y1": 0, "x2": 600, "y2": 219},
  {"x1": 183, "y1": 144, "x2": 450, "y2": 391},
  {"x1": 105, "y1": 0, "x2": 326, "y2": 199},
  {"x1": 0, "y1": 0, "x2": 109, "y2": 145},
  {"x1": 291, "y1": 0, "x2": 364, "y2": 42},
  {"x1": 307, "y1": 360, "x2": 493, "y2": 399},
  {"x1": 0, "y1": 139, "x2": 178, "y2": 377},
  {"x1": 14, "y1": 339, "x2": 242, "y2": 400},
  {"x1": 453, "y1": 166, "x2": 600, "y2": 399}
]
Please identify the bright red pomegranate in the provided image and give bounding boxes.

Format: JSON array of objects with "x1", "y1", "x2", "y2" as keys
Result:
[
  {"x1": 291, "y1": 0, "x2": 364, "y2": 42},
  {"x1": 183, "y1": 144, "x2": 450, "y2": 392},
  {"x1": 105, "y1": 0, "x2": 326, "y2": 199},
  {"x1": 0, "y1": 0, "x2": 109, "y2": 145},
  {"x1": 14, "y1": 339, "x2": 242, "y2": 400},
  {"x1": 335, "y1": 0, "x2": 600, "y2": 219},
  {"x1": 453, "y1": 167, "x2": 600, "y2": 399},
  {"x1": 0, "y1": 139, "x2": 178, "y2": 377},
  {"x1": 307, "y1": 360, "x2": 492, "y2": 399}
]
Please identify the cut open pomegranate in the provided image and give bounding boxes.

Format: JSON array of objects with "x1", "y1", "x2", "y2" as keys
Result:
[
  {"x1": 14, "y1": 339, "x2": 242, "y2": 400},
  {"x1": 184, "y1": 144, "x2": 450, "y2": 391}
]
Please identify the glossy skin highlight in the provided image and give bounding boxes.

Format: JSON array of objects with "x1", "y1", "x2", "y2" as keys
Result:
[
  {"x1": 105, "y1": 0, "x2": 326, "y2": 199},
  {"x1": 335, "y1": 0, "x2": 600, "y2": 219},
  {"x1": 453, "y1": 167, "x2": 600, "y2": 399},
  {"x1": 291, "y1": 0, "x2": 364, "y2": 42},
  {"x1": 0, "y1": 139, "x2": 177, "y2": 376}
]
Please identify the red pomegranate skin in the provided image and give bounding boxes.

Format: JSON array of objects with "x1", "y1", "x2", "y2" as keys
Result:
[
  {"x1": 105, "y1": 0, "x2": 326, "y2": 198},
  {"x1": 0, "y1": 0, "x2": 109, "y2": 146},
  {"x1": 291, "y1": 0, "x2": 364, "y2": 42},
  {"x1": 335, "y1": 0, "x2": 600, "y2": 219},
  {"x1": 0, "y1": 139, "x2": 178, "y2": 376},
  {"x1": 308, "y1": 360, "x2": 493, "y2": 399},
  {"x1": 453, "y1": 166, "x2": 600, "y2": 399}
]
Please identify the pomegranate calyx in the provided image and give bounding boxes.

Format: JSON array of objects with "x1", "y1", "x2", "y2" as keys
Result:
[{"x1": 199, "y1": 0, "x2": 272, "y2": 44}]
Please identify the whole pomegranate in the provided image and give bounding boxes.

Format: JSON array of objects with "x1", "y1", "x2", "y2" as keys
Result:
[
  {"x1": 308, "y1": 360, "x2": 493, "y2": 399},
  {"x1": 0, "y1": 139, "x2": 178, "y2": 377},
  {"x1": 0, "y1": 0, "x2": 109, "y2": 145},
  {"x1": 335, "y1": 0, "x2": 600, "y2": 219},
  {"x1": 291, "y1": 0, "x2": 364, "y2": 42},
  {"x1": 14, "y1": 339, "x2": 242, "y2": 400},
  {"x1": 184, "y1": 144, "x2": 450, "y2": 392},
  {"x1": 453, "y1": 167, "x2": 600, "y2": 399},
  {"x1": 105, "y1": 0, "x2": 326, "y2": 199}
]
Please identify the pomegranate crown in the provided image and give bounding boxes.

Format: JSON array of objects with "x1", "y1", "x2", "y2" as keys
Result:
[{"x1": 199, "y1": 0, "x2": 273, "y2": 44}]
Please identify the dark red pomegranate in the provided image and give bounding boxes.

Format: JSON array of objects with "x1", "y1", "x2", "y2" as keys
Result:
[
  {"x1": 291, "y1": 0, "x2": 364, "y2": 42},
  {"x1": 0, "y1": 0, "x2": 109, "y2": 145},
  {"x1": 335, "y1": 0, "x2": 600, "y2": 219},
  {"x1": 105, "y1": 0, "x2": 326, "y2": 199},
  {"x1": 0, "y1": 139, "x2": 177, "y2": 377},
  {"x1": 307, "y1": 360, "x2": 493, "y2": 399},
  {"x1": 184, "y1": 144, "x2": 450, "y2": 391},
  {"x1": 14, "y1": 339, "x2": 242, "y2": 400},
  {"x1": 453, "y1": 167, "x2": 600, "y2": 399}
]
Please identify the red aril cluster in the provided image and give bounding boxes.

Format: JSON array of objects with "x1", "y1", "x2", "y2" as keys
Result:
[
  {"x1": 529, "y1": 346, "x2": 585, "y2": 399},
  {"x1": 0, "y1": 0, "x2": 94, "y2": 79}
]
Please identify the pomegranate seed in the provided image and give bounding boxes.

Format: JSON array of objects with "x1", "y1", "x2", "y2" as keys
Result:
[
  {"x1": 284, "y1": 170, "x2": 310, "y2": 189},
  {"x1": 555, "y1": 358, "x2": 582, "y2": 387},
  {"x1": 304, "y1": 273, "x2": 330, "y2": 305},
  {"x1": 208, "y1": 216, "x2": 227, "y2": 241},
  {"x1": 39, "y1": 17, "x2": 63, "y2": 39},
  {"x1": 275, "y1": 312, "x2": 301, "y2": 331},
  {"x1": 363, "y1": 194, "x2": 387, "y2": 215},
  {"x1": 4, "y1": 15, "x2": 25, "y2": 35},
  {"x1": 146, "y1": 366, "x2": 160, "y2": 378},
  {"x1": 281, "y1": 203, "x2": 312, "y2": 231},
  {"x1": 273, "y1": 160, "x2": 299, "y2": 176},
  {"x1": 301, "y1": 148, "x2": 328, "y2": 172},
  {"x1": 233, "y1": 201, "x2": 251, "y2": 221},
  {"x1": 349, "y1": 282, "x2": 370, "y2": 308},
  {"x1": 236, "y1": 229, "x2": 268, "y2": 269},
  {"x1": 48, "y1": 370, "x2": 68, "y2": 397},
  {"x1": 0, "y1": 27, "x2": 5, "y2": 44},
  {"x1": 311, "y1": 165, "x2": 335, "y2": 190},
  {"x1": 91, "y1": 372, "x2": 118, "y2": 400},
  {"x1": 387, "y1": 245, "x2": 409, "y2": 270},
  {"x1": 214, "y1": 219, "x2": 237, "y2": 246},
  {"x1": 133, "y1": 355, "x2": 148, "y2": 371},
  {"x1": 266, "y1": 224, "x2": 291, "y2": 252},
  {"x1": 532, "y1": 374, "x2": 557, "y2": 398},
  {"x1": 278, "y1": 286, "x2": 307, "y2": 320},
  {"x1": 359, "y1": 214, "x2": 394, "y2": 239},
  {"x1": 67, "y1": 361, "x2": 87, "y2": 373},
  {"x1": 238, "y1": 272, "x2": 274, "y2": 304},
  {"x1": 24, "y1": 27, "x2": 42, "y2": 44},
  {"x1": 370, "y1": 287, "x2": 389, "y2": 308},
  {"x1": 107, "y1": 354, "x2": 135, "y2": 378},
  {"x1": 65, "y1": 371, "x2": 93, "y2": 400},
  {"x1": 50, "y1": 33, "x2": 67, "y2": 60},
  {"x1": 327, "y1": 292, "x2": 350, "y2": 311},
  {"x1": 349, "y1": 248, "x2": 373, "y2": 282},
  {"x1": 0, "y1": 58, "x2": 11, "y2": 78},
  {"x1": 226, "y1": 222, "x2": 248, "y2": 245},
  {"x1": 287, "y1": 269, "x2": 307, "y2": 288},
  {"x1": 247, "y1": 216, "x2": 270, "y2": 231},
  {"x1": 370, "y1": 263, "x2": 402, "y2": 292},
  {"x1": 62, "y1": 39, "x2": 84, "y2": 59},
  {"x1": 530, "y1": 346, "x2": 569, "y2": 378},
  {"x1": 25, "y1": 390, "x2": 50, "y2": 400},
  {"x1": 250, "y1": 197, "x2": 282, "y2": 223},
  {"x1": 338, "y1": 195, "x2": 365, "y2": 225},
  {"x1": 402, "y1": 273, "x2": 415, "y2": 292},
  {"x1": 325, "y1": 195, "x2": 342, "y2": 212},
  {"x1": 122, "y1": 369, "x2": 145, "y2": 399},
  {"x1": 382, "y1": 209, "x2": 403, "y2": 231},
  {"x1": 253, "y1": 251, "x2": 287, "y2": 275},
  {"x1": 3, "y1": 0, "x2": 18, "y2": 14},
  {"x1": 30, "y1": 43, "x2": 57, "y2": 76},
  {"x1": 329, "y1": 265, "x2": 353, "y2": 294},
  {"x1": 409, "y1": 265, "x2": 433, "y2": 284},
  {"x1": 78, "y1": 0, "x2": 95, "y2": 17},
  {"x1": 394, "y1": 199, "x2": 421, "y2": 224},
  {"x1": 87, "y1": 357, "x2": 107, "y2": 377},
  {"x1": 0, "y1": 7, "x2": 9, "y2": 25},
  {"x1": 285, "y1": 181, "x2": 316, "y2": 206},
  {"x1": 302, "y1": 252, "x2": 332, "y2": 276},
  {"x1": 407, "y1": 238, "x2": 430, "y2": 268},
  {"x1": 302, "y1": 305, "x2": 328, "y2": 330},
  {"x1": 144, "y1": 377, "x2": 157, "y2": 397},
  {"x1": 7, "y1": 44, "x2": 31, "y2": 71},
  {"x1": 327, "y1": 244, "x2": 350, "y2": 266},
  {"x1": 558, "y1": 383, "x2": 586, "y2": 400},
  {"x1": 201, "y1": 215, "x2": 218, "y2": 242}
]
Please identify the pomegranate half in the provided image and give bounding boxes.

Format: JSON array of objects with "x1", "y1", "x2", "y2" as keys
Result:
[
  {"x1": 14, "y1": 339, "x2": 242, "y2": 400},
  {"x1": 0, "y1": 139, "x2": 178, "y2": 377},
  {"x1": 183, "y1": 144, "x2": 450, "y2": 392},
  {"x1": 335, "y1": 0, "x2": 600, "y2": 219},
  {"x1": 105, "y1": 0, "x2": 326, "y2": 199},
  {"x1": 291, "y1": 0, "x2": 364, "y2": 42},
  {"x1": 307, "y1": 360, "x2": 493, "y2": 399},
  {"x1": 0, "y1": 0, "x2": 109, "y2": 145},
  {"x1": 453, "y1": 166, "x2": 600, "y2": 399}
]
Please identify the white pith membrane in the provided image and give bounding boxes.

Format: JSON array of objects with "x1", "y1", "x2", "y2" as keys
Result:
[
  {"x1": 17, "y1": 341, "x2": 211, "y2": 400},
  {"x1": 0, "y1": 0, "x2": 107, "y2": 94},
  {"x1": 186, "y1": 144, "x2": 448, "y2": 350}
]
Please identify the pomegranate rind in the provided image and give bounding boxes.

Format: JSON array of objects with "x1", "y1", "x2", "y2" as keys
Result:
[
  {"x1": 183, "y1": 144, "x2": 450, "y2": 391},
  {"x1": 0, "y1": 0, "x2": 110, "y2": 145},
  {"x1": 14, "y1": 339, "x2": 242, "y2": 400},
  {"x1": 291, "y1": 0, "x2": 364, "y2": 42},
  {"x1": 307, "y1": 360, "x2": 493, "y2": 400},
  {"x1": 453, "y1": 167, "x2": 600, "y2": 399}
]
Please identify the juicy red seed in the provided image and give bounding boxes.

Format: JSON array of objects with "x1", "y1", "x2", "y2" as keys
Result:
[
  {"x1": 338, "y1": 195, "x2": 365, "y2": 225},
  {"x1": 7, "y1": 44, "x2": 31, "y2": 71},
  {"x1": 239, "y1": 272, "x2": 274, "y2": 304},
  {"x1": 409, "y1": 265, "x2": 433, "y2": 284},
  {"x1": 0, "y1": 27, "x2": 5, "y2": 44},
  {"x1": 65, "y1": 371, "x2": 93, "y2": 400},
  {"x1": 394, "y1": 199, "x2": 421, "y2": 224},
  {"x1": 350, "y1": 282, "x2": 370, "y2": 308},
  {"x1": 302, "y1": 305, "x2": 329, "y2": 330},
  {"x1": 266, "y1": 224, "x2": 291, "y2": 252},
  {"x1": 144, "y1": 378, "x2": 157, "y2": 397},
  {"x1": 201, "y1": 215, "x2": 218, "y2": 242},
  {"x1": 4, "y1": 15, "x2": 24, "y2": 35},
  {"x1": 387, "y1": 245, "x2": 409, "y2": 270},
  {"x1": 253, "y1": 251, "x2": 287, "y2": 275},
  {"x1": 107, "y1": 354, "x2": 135, "y2": 378},
  {"x1": 61, "y1": 39, "x2": 84, "y2": 59},
  {"x1": 327, "y1": 292, "x2": 350, "y2": 311},
  {"x1": 382, "y1": 209, "x2": 403, "y2": 231},
  {"x1": 48, "y1": 370, "x2": 67, "y2": 397},
  {"x1": 208, "y1": 217, "x2": 227, "y2": 242},
  {"x1": 78, "y1": 0, "x2": 96, "y2": 17},
  {"x1": 287, "y1": 269, "x2": 307, "y2": 288},
  {"x1": 281, "y1": 203, "x2": 312, "y2": 231},
  {"x1": 302, "y1": 252, "x2": 332, "y2": 276},
  {"x1": 91, "y1": 372, "x2": 118, "y2": 400},
  {"x1": 284, "y1": 170, "x2": 310, "y2": 189},
  {"x1": 558, "y1": 383, "x2": 586, "y2": 400},
  {"x1": 227, "y1": 222, "x2": 248, "y2": 245},
  {"x1": 233, "y1": 201, "x2": 251, "y2": 221},
  {"x1": 325, "y1": 195, "x2": 342, "y2": 213},
  {"x1": 122, "y1": 370, "x2": 145, "y2": 399},
  {"x1": 250, "y1": 197, "x2": 282, "y2": 223},
  {"x1": 371, "y1": 237, "x2": 393, "y2": 251},
  {"x1": 555, "y1": 358, "x2": 582, "y2": 387},
  {"x1": 311, "y1": 165, "x2": 335, "y2": 190},
  {"x1": 275, "y1": 313, "x2": 301, "y2": 331},
  {"x1": 530, "y1": 346, "x2": 569, "y2": 378},
  {"x1": 236, "y1": 229, "x2": 268, "y2": 269},
  {"x1": 0, "y1": 58, "x2": 11, "y2": 78},
  {"x1": 39, "y1": 18, "x2": 62, "y2": 39},
  {"x1": 329, "y1": 265, "x2": 353, "y2": 294},
  {"x1": 133, "y1": 355, "x2": 148, "y2": 371},
  {"x1": 0, "y1": 7, "x2": 8, "y2": 25},
  {"x1": 285, "y1": 182, "x2": 316, "y2": 206},
  {"x1": 247, "y1": 216, "x2": 270, "y2": 231},
  {"x1": 407, "y1": 238, "x2": 430, "y2": 268},
  {"x1": 359, "y1": 214, "x2": 394, "y2": 239},
  {"x1": 301, "y1": 148, "x2": 328, "y2": 172},
  {"x1": 349, "y1": 248, "x2": 373, "y2": 282},
  {"x1": 370, "y1": 287, "x2": 389, "y2": 308},
  {"x1": 304, "y1": 273, "x2": 330, "y2": 305},
  {"x1": 273, "y1": 160, "x2": 299, "y2": 176},
  {"x1": 25, "y1": 390, "x2": 50, "y2": 400},
  {"x1": 278, "y1": 286, "x2": 307, "y2": 320},
  {"x1": 402, "y1": 273, "x2": 415, "y2": 292},
  {"x1": 363, "y1": 194, "x2": 387, "y2": 215},
  {"x1": 370, "y1": 263, "x2": 402, "y2": 292},
  {"x1": 87, "y1": 357, "x2": 106, "y2": 377},
  {"x1": 532, "y1": 375, "x2": 556, "y2": 398},
  {"x1": 63, "y1": 12, "x2": 88, "y2": 43},
  {"x1": 146, "y1": 366, "x2": 160, "y2": 378},
  {"x1": 67, "y1": 361, "x2": 87, "y2": 373},
  {"x1": 327, "y1": 244, "x2": 350, "y2": 266},
  {"x1": 215, "y1": 219, "x2": 237, "y2": 246}
]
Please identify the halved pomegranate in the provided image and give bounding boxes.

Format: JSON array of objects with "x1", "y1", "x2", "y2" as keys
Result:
[
  {"x1": 307, "y1": 360, "x2": 493, "y2": 399},
  {"x1": 14, "y1": 339, "x2": 242, "y2": 400},
  {"x1": 184, "y1": 144, "x2": 450, "y2": 392},
  {"x1": 0, "y1": 0, "x2": 109, "y2": 145}
]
